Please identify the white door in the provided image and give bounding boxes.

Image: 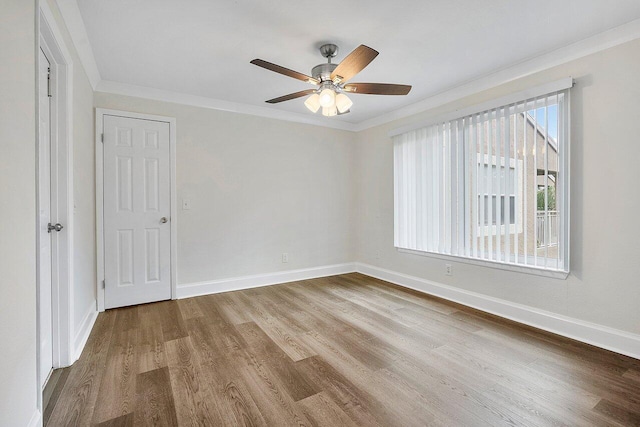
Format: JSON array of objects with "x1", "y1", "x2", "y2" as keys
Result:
[
  {"x1": 103, "y1": 115, "x2": 172, "y2": 309},
  {"x1": 38, "y1": 48, "x2": 53, "y2": 388}
]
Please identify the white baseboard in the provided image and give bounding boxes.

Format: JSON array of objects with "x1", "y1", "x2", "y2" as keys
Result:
[
  {"x1": 73, "y1": 303, "x2": 98, "y2": 362},
  {"x1": 27, "y1": 409, "x2": 41, "y2": 427},
  {"x1": 163, "y1": 260, "x2": 640, "y2": 359},
  {"x1": 177, "y1": 263, "x2": 357, "y2": 299},
  {"x1": 355, "y1": 262, "x2": 640, "y2": 360}
]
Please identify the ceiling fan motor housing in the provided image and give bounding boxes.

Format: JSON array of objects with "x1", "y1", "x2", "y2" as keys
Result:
[{"x1": 311, "y1": 63, "x2": 338, "y2": 82}]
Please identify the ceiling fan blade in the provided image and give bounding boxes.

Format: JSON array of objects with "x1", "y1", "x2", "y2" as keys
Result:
[
  {"x1": 250, "y1": 59, "x2": 319, "y2": 85},
  {"x1": 266, "y1": 89, "x2": 316, "y2": 104},
  {"x1": 330, "y1": 45, "x2": 379, "y2": 84},
  {"x1": 343, "y1": 83, "x2": 412, "y2": 95}
]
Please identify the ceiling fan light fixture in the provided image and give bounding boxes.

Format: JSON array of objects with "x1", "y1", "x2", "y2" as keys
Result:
[
  {"x1": 335, "y1": 93, "x2": 353, "y2": 114},
  {"x1": 322, "y1": 106, "x2": 337, "y2": 117},
  {"x1": 251, "y1": 43, "x2": 411, "y2": 118},
  {"x1": 319, "y1": 88, "x2": 336, "y2": 108},
  {"x1": 304, "y1": 93, "x2": 321, "y2": 113}
]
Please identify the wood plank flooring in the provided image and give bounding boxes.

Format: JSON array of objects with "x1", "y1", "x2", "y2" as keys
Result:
[{"x1": 46, "y1": 273, "x2": 640, "y2": 426}]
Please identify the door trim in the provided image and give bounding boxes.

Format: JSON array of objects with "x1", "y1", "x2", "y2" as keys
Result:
[
  {"x1": 96, "y1": 108, "x2": 178, "y2": 312},
  {"x1": 37, "y1": 0, "x2": 75, "y2": 409}
]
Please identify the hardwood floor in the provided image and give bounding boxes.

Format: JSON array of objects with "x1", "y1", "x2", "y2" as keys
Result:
[{"x1": 46, "y1": 273, "x2": 640, "y2": 426}]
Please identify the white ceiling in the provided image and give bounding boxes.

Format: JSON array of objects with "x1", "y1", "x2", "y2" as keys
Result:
[{"x1": 76, "y1": 0, "x2": 640, "y2": 125}]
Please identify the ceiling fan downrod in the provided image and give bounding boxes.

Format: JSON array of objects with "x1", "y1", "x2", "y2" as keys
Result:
[{"x1": 312, "y1": 44, "x2": 340, "y2": 83}]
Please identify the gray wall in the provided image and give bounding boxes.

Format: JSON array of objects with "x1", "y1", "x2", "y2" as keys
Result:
[
  {"x1": 94, "y1": 93, "x2": 357, "y2": 285},
  {"x1": 0, "y1": 0, "x2": 38, "y2": 425},
  {"x1": 355, "y1": 39, "x2": 640, "y2": 335}
]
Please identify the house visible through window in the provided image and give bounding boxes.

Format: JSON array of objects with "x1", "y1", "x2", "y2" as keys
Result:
[
  {"x1": 478, "y1": 162, "x2": 519, "y2": 227},
  {"x1": 480, "y1": 195, "x2": 515, "y2": 226},
  {"x1": 393, "y1": 83, "x2": 570, "y2": 273}
]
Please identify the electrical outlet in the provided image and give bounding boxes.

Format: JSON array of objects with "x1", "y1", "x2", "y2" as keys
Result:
[
  {"x1": 445, "y1": 264, "x2": 453, "y2": 276},
  {"x1": 282, "y1": 253, "x2": 289, "y2": 263},
  {"x1": 182, "y1": 199, "x2": 191, "y2": 210}
]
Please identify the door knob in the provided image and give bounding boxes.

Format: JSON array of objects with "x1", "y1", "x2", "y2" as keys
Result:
[
  {"x1": 47, "y1": 223, "x2": 63, "y2": 233},
  {"x1": 160, "y1": 217, "x2": 168, "y2": 224}
]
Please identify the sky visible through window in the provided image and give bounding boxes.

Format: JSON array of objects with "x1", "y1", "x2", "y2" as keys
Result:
[{"x1": 529, "y1": 104, "x2": 558, "y2": 140}]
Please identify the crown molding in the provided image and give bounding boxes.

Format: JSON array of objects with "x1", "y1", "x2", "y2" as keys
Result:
[
  {"x1": 60, "y1": 3, "x2": 639, "y2": 132},
  {"x1": 353, "y1": 17, "x2": 640, "y2": 132},
  {"x1": 55, "y1": 0, "x2": 101, "y2": 89},
  {"x1": 95, "y1": 80, "x2": 358, "y2": 131}
]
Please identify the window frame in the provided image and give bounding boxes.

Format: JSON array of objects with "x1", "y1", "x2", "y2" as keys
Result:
[{"x1": 391, "y1": 79, "x2": 572, "y2": 279}]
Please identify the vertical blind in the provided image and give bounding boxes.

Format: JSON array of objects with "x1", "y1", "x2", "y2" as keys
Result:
[{"x1": 393, "y1": 88, "x2": 569, "y2": 272}]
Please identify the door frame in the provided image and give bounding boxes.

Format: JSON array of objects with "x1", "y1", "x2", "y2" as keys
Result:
[
  {"x1": 37, "y1": 0, "x2": 75, "y2": 400},
  {"x1": 95, "y1": 108, "x2": 178, "y2": 312}
]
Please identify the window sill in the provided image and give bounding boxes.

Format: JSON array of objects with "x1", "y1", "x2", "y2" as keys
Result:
[{"x1": 397, "y1": 247, "x2": 569, "y2": 280}]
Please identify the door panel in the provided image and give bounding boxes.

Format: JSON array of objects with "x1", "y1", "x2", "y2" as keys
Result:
[
  {"x1": 38, "y1": 47, "x2": 53, "y2": 387},
  {"x1": 104, "y1": 115, "x2": 171, "y2": 309}
]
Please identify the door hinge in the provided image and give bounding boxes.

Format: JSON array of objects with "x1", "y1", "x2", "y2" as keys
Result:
[
  {"x1": 47, "y1": 67, "x2": 52, "y2": 98},
  {"x1": 101, "y1": 133, "x2": 104, "y2": 143},
  {"x1": 102, "y1": 280, "x2": 105, "y2": 289}
]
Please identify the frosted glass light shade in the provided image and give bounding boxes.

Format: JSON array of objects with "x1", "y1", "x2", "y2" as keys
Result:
[
  {"x1": 322, "y1": 106, "x2": 337, "y2": 117},
  {"x1": 335, "y1": 93, "x2": 353, "y2": 113},
  {"x1": 319, "y1": 88, "x2": 336, "y2": 107},
  {"x1": 304, "y1": 94, "x2": 321, "y2": 113}
]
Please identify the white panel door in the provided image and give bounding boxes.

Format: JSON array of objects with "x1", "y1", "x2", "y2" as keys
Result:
[
  {"x1": 103, "y1": 115, "x2": 171, "y2": 309},
  {"x1": 38, "y1": 48, "x2": 53, "y2": 388}
]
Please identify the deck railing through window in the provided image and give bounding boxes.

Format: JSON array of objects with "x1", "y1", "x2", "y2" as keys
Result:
[{"x1": 536, "y1": 210, "x2": 559, "y2": 248}]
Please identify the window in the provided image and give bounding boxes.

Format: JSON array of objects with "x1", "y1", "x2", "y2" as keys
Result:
[
  {"x1": 393, "y1": 83, "x2": 570, "y2": 274},
  {"x1": 478, "y1": 159, "x2": 522, "y2": 230},
  {"x1": 480, "y1": 194, "x2": 515, "y2": 226}
]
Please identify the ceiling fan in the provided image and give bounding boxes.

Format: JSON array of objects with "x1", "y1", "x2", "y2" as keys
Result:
[{"x1": 250, "y1": 44, "x2": 412, "y2": 117}]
